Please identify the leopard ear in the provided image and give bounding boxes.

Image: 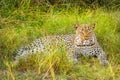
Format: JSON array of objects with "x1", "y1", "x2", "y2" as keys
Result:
[
  {"x1": 74, "y1": 24, "x2": 79, "y2": 30},
  {"x1": 91, "y1": 24, "x2": 96, "y2": 29}
]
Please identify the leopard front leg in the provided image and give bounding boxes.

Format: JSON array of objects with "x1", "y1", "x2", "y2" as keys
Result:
[
  {"x1": 67, "y1": 49, "x2": 81, "y2": 64},
  {"x1": 97, "y1": 51, "x2": 109, "y2": 66},
  {"x1": 72, "y1": 51, "x2": 81, "y2": 64}
]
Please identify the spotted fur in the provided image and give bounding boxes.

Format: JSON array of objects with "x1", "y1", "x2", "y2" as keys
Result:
[{"x1": 14, "y1": 24, "x2": 108, "y2": 66}]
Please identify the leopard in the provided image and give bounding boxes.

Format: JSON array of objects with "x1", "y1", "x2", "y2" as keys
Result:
[{"x1": 14, "y1": 24, "x2": 108, "y2": 66}]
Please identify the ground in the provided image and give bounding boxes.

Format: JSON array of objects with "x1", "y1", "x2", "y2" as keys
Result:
[{"x1": 0, "y1": 5, "x2": 120, "y2": 80}]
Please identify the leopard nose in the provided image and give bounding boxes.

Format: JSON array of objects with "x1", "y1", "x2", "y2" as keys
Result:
[{"x1": 84, "y1": 36, "x2": 89, "y2": 40}]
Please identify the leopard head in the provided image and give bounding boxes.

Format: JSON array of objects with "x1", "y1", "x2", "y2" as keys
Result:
[{"x1": 74, "y1": 24, "x2": 96, "y2": 47}]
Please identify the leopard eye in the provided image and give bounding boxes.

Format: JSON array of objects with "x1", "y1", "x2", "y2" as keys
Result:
[
  {"x1": 79, "y1": 31, "x2": 84, "y2": 35},
  {"x1": 88, "y1": 31, "x2": 92, "y2": 34}
]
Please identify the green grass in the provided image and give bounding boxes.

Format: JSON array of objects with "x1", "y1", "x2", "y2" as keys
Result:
[{"x1": 0, "y1": 5, "x2": 120, "y2": 80}]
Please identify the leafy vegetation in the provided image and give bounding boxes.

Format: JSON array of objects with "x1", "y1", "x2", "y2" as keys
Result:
[{"x1": 0, "y1": 0, "x2": 120, "y2": 80}]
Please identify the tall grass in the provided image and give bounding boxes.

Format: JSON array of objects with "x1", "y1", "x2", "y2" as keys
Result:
[{"x1": 0, "y1": 2, "x2": 120, "y2": 80}]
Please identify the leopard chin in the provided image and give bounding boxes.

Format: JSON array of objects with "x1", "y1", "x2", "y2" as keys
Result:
[{"x1": 76, "y1": 43, "x2": 95, "y2": 47}]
